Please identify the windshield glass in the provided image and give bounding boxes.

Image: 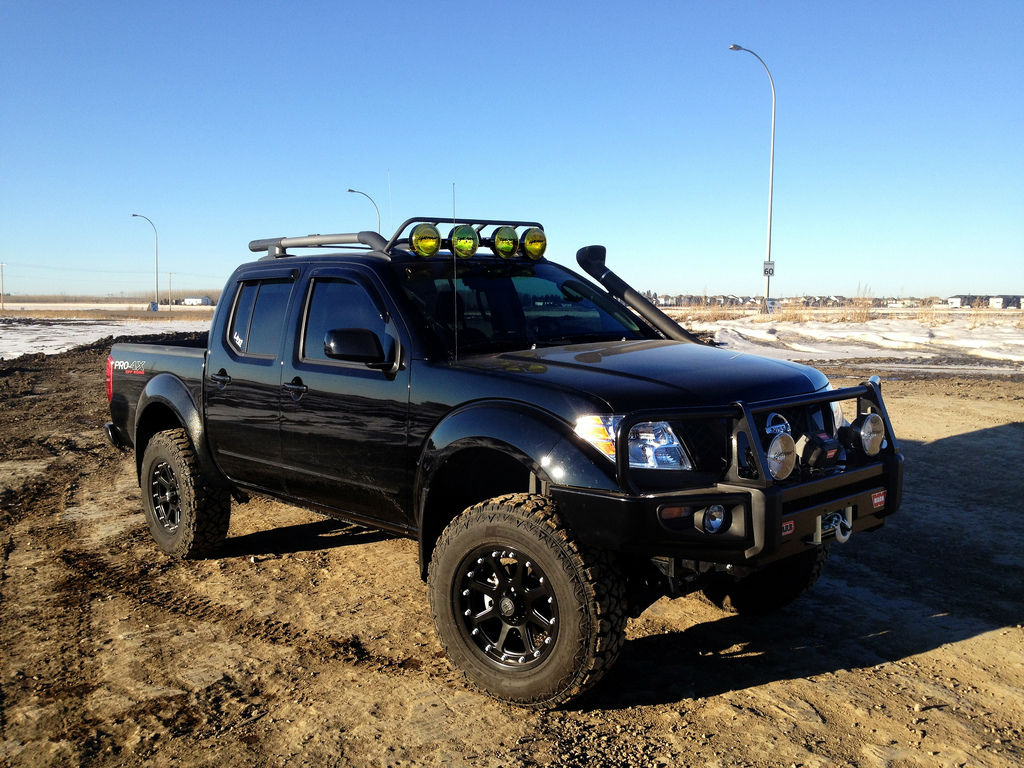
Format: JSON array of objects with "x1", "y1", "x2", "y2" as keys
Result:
[{"x1": 393, "y1": 260, "x2": 654, "y2": 355}]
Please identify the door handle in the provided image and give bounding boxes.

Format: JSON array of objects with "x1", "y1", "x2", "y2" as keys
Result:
[
  {"x1": 283, "y1": 378, "x2": 308, "y2": 398},
  {"x1": 209, "y1": 371, "x2": 232, "y2": 387}
]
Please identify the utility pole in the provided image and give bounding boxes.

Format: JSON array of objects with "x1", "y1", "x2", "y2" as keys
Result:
[
  {"x1": 0, "y1": 263, "x2": 6, "y2": 311},
  {"x1": 168, "y1": 272, "x2": 173, "y2": 312}
]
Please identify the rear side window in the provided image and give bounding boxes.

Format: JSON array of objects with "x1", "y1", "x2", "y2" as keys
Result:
[
  {"x1": 302, "y1": 278, "x2": 388, "y2": 362},
  {"x1": 228, "y1": 279, "x2": 292, "y2": 357}
]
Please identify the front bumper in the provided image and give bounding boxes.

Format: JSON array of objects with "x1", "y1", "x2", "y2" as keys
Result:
[{"x1": 551, "y1": 451, "x2": 902, "y2": 567}]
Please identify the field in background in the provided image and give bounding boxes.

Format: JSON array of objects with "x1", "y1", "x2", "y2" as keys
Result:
[
  {"x1": 666, "y1": 304, "x2": 1024, "y2": 328},
  {"x1": 0, "y1": 303, "x2": 216, "y2": 322}
]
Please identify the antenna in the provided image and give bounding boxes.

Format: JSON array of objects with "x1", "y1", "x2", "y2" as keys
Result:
[{"x1": 452, "y1": 181, "x2": 458, "y2": 362}]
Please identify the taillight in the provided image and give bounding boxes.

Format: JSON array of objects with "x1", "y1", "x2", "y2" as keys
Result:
[{"x1": 106, "y1": 354, "x2": 114, "y2": 402}]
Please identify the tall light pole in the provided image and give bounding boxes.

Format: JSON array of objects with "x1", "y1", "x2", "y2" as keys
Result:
[
  {"x1": 729, "y1": 43, "x2": 776, "y2": 305},
  {"x1": 0, "y1": 262, "x2": 6, "y2": 311},
  {"x1": 131, "y1": 213, "x2": 159, "y2": 309},
  {"x1": 347, "y1": 188, "x2": 381, "y2": 233}
]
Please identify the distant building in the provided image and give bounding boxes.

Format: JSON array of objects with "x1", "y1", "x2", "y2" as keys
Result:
[{"x1": 183, "y1": 296, "x2": 212, "y2": 306}]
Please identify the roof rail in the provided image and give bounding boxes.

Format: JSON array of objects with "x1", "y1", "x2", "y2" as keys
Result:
[{"x1": 249, "y1": 230, "x2": 389, "y2": 259}]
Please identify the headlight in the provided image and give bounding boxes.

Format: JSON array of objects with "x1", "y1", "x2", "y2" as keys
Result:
[
  {"x1": 825, "y1": 381, "x2": 847, "y2": 437},
  {"x1": 852, "y1": 413, "x2": 885, "y2": 456},
  {"x1": 574, "y1": 416, "x2": 694, "y2": 470}
]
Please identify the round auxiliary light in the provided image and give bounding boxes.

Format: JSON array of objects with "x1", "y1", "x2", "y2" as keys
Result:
[
  {"x1": 492, "y1": 226, "x2": 520, "y2": 259},
  {"x1": 410, "y1": 223, "x2": 441, "y2": 258},
  {"x1": 449, "y1": 225, "x2": 479, "y2": 259},
  {"x1": 521, "y1": 227, "x2": 547, "y2": 260},
  {"x1": 767, "y1": 433, "x2": 797, "y2": 480},
  {"x1": 703, "y1": 505, "x2": 727, "y2": 534},
  {"x1": 854, "y1": 413, "x2": 886, "y2": 456}
]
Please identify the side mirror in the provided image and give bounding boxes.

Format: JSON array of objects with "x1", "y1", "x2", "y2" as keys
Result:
[{"x1": 323, "y1": 328, "x2": 386, "y2": 365}]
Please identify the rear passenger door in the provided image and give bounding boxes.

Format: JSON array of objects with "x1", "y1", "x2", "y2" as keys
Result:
[
  {"x1": 205, "y1": 271, "x2": 297, "y2": 492},
  {"x1": 279, "y1": 268, "x2": 411, "y2": 528}
]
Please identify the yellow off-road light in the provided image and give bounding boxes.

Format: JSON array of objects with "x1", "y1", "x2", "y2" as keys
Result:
[
  {"x1": 410, "y1": 223, "x2": 441, "y2": 258},
  {"x1": 493, "y1": 226, "x2": 520, "y2": 259},
  {"x1": 449, "y1": 225, "x2": 479, "y2": 259},
  {"x1": 521, "y1": 227, "x2": 547, "y2": 260}
]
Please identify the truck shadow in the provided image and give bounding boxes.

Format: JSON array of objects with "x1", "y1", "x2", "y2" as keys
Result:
[
  {"x1": 578, "y1": 425, "x2": 1024, "y2": 710},
  {"x1": 219, "y1": 519, "x2": 395, "y2": 557}
]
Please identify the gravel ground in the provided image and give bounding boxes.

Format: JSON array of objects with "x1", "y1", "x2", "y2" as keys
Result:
[{"x1": 0, "y1": 336, "x2": 1021, "y2": 767}]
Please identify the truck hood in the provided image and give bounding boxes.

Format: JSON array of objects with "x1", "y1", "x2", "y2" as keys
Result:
[{"x1": 459, "y1": 340, "x2": 829, "y2": 412}]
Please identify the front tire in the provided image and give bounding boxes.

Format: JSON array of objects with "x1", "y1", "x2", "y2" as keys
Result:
[
  {"x1": 140, "y1": 428, "x2": 231, "y2": 558},
  {"x1": 428, "y1": 493, "x2": 626, "y2": 708}
]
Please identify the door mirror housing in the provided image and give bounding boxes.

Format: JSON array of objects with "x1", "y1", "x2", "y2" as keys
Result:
[{"x1": 323, "y1": 328, "x2": 386, "y2": 365}]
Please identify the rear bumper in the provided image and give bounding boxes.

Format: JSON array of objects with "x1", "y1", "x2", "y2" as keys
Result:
[{"x1": 551, "y1": 452, "x2": 903, "y2": 567}]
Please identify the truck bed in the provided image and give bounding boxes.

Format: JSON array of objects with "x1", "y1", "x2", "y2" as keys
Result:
[{"x1": 108, "y1": 343, "x2": 207, "y2": 450}]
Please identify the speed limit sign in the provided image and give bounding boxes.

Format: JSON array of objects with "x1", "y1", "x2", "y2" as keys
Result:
[{"x1": 763, "y1": 260, "x2": 775, "y2": 277}]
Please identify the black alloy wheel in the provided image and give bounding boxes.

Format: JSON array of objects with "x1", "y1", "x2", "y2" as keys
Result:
[
  {"x1": 455, "y1": 545, "x2": 558, "y2": 668},
  {"x1": 149, "y1": 461, "x2": 181, "y2": 533}
]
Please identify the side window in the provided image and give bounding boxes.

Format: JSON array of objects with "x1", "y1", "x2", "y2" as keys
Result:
[
  {"x1": 228, "y1": 279, "x2": 292, "y2": 357},
  {"x1": 302, "y1": 278, "x2": 388, "y2": 362}
]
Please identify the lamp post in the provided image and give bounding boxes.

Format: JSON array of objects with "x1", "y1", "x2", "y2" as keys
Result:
[
  {"x1": 729, "y1": 44, "x2": 776, "y2": 306},
  {"x1": 131, "y1": 213, "x2": 159, "y2": 310},
  {"x1": 347, "y1": 188, "x2": 381, "y2": 233}
]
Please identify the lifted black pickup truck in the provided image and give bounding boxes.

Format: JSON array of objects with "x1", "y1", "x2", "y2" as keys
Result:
[{"x1": 106, "y1": 217, "x2": 903, "y2": 707}]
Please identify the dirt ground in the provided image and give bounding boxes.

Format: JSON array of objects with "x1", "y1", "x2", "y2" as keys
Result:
[{"x1": 1, "y1": 336, "x2": 1021, "y2": 767}]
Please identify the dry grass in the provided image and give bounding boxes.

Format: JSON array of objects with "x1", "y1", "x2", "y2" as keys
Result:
[
  {"x1": 0, "y1": 308, "x2": 215, "y2": 321},
  {"x1": 667, "y1": 304, "x2": 1023, "y2": 327}
]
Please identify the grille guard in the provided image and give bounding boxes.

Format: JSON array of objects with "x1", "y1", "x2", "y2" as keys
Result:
[{"x1": 612, "y1": 378, "x2": 900, "y2": 495}]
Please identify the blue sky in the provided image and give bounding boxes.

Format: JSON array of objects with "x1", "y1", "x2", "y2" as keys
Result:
[{"x1": 1, "y1": 0, "x2": 1021, "y2": 299}]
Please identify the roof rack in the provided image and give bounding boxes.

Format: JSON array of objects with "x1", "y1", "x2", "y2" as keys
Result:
[
  {"x1": 249, "y1": 231, "x2": 388, "y2": 259},
  {"x1": 248, "y1": 217, "x2": 544, "y2": 260}
]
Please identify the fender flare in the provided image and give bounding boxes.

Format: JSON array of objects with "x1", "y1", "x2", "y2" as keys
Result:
[
  {"x1": 414, "y1": 400, "x2": 618, "y2": 568},
  {"x1": 133, "y1": 373, "x2": 223, "y2": 486}
]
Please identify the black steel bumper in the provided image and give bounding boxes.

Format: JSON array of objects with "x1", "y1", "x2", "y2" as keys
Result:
[{"x1": 551, "y1": 452, "x2": 903, "y2": 567}]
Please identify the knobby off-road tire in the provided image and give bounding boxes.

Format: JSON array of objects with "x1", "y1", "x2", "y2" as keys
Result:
[
  {"x1": 140, "y1": 428, "x2": 231, "y2": 558},
  {"x1": 702, "y1": 544, "x2": 830, "y2": 615},
  {"x1": 428, "y1": 493, "x2": 627, "y2": 709}
]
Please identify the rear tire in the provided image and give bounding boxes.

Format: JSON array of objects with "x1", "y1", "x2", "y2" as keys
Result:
[
  {"x1": 428, "y1": 493, "x2": 626, "y2": 708},
  {"x1": 140, "y1": 428, "x2": 231, "y2": 558},
  {"x1": 702, "y1": 545, "x2": 829, "y2": 615}
]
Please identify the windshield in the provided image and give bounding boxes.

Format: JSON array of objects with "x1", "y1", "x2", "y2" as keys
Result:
[{"x1": 393, "y1": 260, "x2": 655, "y2": 356}]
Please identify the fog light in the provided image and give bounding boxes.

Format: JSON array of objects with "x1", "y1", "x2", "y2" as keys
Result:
[
  {"x1": 410, "y1": 223, "x2": 441, "y2": 257},
  {"x1": 767, "y1": 433, "x2": 797, "y2": 480},
  {"x1": 701, "y1": 505, "x2": 727, "y2": 534},
  {"x1": 492, "y1": 226, "x2": 520, "y2": 258},
  {"x1": 853, "y1": 413, "x2": 885, "y2": 456},
  {"x1": 522, "y1": 227, "x2": 547, "y2": 260},
  {"x1": 449, "y1": 224, "x2": 479, "y2": 258}
]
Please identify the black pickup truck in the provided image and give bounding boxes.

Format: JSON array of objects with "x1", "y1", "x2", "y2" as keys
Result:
[{"x1": 106, "y1": 217, "x2": 903, "y2": 708}]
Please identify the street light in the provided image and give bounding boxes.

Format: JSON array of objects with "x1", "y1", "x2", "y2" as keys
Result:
[
  {"x1": 729, "y1": 43, "x2": 776, "y2": 305},
  {"x1": 347, "y1": 188, "x2": 381, "y2": 233},
  {"x1": 131, "y1": 213, "x2": 159, "y2": 310}
]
